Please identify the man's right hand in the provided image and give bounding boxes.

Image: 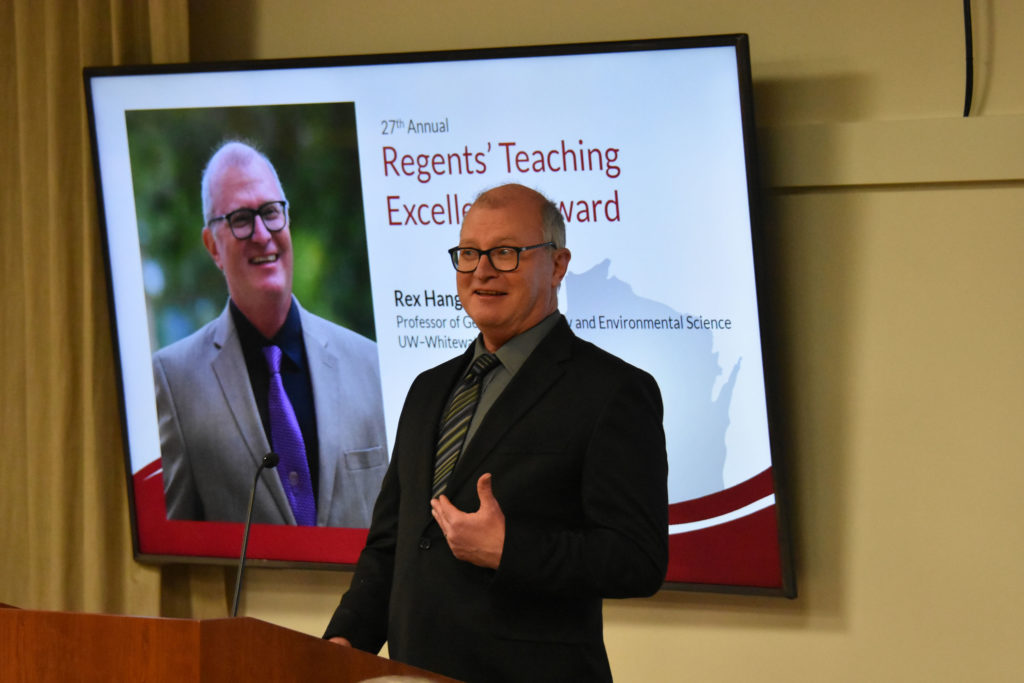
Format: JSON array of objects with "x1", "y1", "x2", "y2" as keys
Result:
[{"x1": 328, "y1": 636, "x2": 352, "y2": 647}]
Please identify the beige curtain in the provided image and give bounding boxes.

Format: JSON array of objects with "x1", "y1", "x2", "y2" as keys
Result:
[{"x1": 0, "y1": 0, "x2": 190, "y2": 616}]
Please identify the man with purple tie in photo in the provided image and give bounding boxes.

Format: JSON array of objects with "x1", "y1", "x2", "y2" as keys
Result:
[
  {"x1": 324, "y1": 184, "x2": 668, "y2": 682},
  {"x1": 153, "y1": 141, "x2": 387, "y2": 527}
]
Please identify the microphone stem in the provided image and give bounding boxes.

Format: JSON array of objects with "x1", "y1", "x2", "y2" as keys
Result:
[{"x1": 231, "y1": 462, "x2": 267, "y2": 617}]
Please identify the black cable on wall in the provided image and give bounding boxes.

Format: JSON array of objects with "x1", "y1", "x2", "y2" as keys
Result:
[{"x1": 962, "y1": 0, "x2": 974, "y2": 117}]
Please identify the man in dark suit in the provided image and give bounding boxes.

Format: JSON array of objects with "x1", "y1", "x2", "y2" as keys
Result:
[
  {"x1": 154, "y1": 141, "x2": 387, "y2": 526},
  {"x1": 324, "y1": 183, "x2": 668, "y2": 682}
]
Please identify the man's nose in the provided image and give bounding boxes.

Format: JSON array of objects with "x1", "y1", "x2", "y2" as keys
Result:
[
  {"x1": 250, "y1": 214, "x2": 273, "y2": 243},
  {"x1": 475, "y1": 252, "x2": 500, "y2": 277}
]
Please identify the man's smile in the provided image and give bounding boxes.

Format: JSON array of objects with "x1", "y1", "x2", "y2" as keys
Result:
[{"x1": 249, "y1": 254, "x2": 279, "y2": 265}]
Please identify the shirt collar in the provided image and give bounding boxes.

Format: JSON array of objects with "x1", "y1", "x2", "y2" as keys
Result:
[
  {"x1": 230, "y1": 297, "x2": 305, "y2": 369},
  {"x1": 472, "y1": 311, "x2": 561, "y2": 376}
]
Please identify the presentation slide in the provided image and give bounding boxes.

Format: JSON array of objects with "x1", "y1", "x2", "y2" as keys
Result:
[{"x1": 87, "y1": 37, "x2": 790, "y2": 592}]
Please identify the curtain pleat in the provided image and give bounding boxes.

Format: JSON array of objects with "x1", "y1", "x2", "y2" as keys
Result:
[{"x1": 0, "y1": 0, "x2": 189, "y2": 616}]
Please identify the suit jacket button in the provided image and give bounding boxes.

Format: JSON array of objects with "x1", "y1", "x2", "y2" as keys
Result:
[{"x1": 418, "y1": 537, "x2": 431, "y2": 550}]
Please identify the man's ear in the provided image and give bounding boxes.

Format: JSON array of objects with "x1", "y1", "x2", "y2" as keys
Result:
[
  {"x1": 551, "y1": 247, "x2": 571, "y2": 286},
  {"x1": 202, "y1": 226, "x2": 223, "y2": 271}
]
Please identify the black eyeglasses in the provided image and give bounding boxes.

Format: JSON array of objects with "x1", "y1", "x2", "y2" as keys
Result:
[
  {"x1": 448, "y1": 242, "x2": 555, "y2": 272},
  {"x1": 207, "y1": 200, "x2": 288, "y2": 240}
]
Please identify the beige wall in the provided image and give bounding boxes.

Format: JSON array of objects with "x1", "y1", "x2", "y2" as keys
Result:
[{"x1": 188, "y1": 1, "x2": 1024, "y2": 680}]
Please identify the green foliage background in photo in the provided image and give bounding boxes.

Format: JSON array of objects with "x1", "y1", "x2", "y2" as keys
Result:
[{"x1": 125, "y1": 102, "x2": 373, "y2": 351}]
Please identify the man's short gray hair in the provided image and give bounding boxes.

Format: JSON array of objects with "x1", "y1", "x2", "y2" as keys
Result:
[
  {"x1": 539, "y1": 195, "x2": 566, "y2": 249},
  {"x1": 200, "y1": 140, "x2": 286, "y2": 225}
]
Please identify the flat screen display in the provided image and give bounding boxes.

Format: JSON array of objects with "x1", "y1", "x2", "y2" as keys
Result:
[{"x1": 86, "y1": 34, "x2": 794, "y2": 596}]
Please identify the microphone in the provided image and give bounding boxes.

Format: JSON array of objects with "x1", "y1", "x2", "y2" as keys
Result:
[{"x1": 231, "y1": 452, "x2": 279, "y2": 617}]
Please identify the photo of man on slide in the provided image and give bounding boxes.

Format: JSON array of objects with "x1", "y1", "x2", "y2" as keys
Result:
[{"x1": 152, "y1": 140, "x2": 387, "y2": 526}]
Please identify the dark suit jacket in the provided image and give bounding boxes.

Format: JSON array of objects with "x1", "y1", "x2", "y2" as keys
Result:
[
  {"x1": 325, "y1": 317, "x2": 668, "y2": 682},
  {"x1": 153, "y1": 300, "x2": 388, "y2": 526}
]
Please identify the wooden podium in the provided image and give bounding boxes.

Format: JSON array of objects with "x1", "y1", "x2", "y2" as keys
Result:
[{"x1": 0, "y1": 605, "x2": 457, "y2": 682}]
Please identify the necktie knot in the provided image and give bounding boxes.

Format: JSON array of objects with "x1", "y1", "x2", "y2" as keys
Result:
[
  {"x1": 465, "y1": 353, "x2": 500, "y2": 383},
  {"x1": 262, "y1": 345, "x2": 283, "y2": 374}
]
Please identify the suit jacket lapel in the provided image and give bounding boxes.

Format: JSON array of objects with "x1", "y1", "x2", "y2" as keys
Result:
[
  {"x1": 301, "y1": 304, "x2": 353, "y2": 524},
  {"x1": 209, "y1": 307, "x2": 295, "y2": 524},
  {"x1": 445, "y1": 320, "x2": 572, "y2": 498}
]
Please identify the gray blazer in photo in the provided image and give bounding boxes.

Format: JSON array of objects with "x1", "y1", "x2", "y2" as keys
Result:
[{"x1": 153, "y1": 300, "x2": 388, "y2": 527}]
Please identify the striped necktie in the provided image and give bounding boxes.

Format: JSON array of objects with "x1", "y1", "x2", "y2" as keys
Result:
[{"x1": 432, "y1": 353, "x2": 500, "y2": 498}]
